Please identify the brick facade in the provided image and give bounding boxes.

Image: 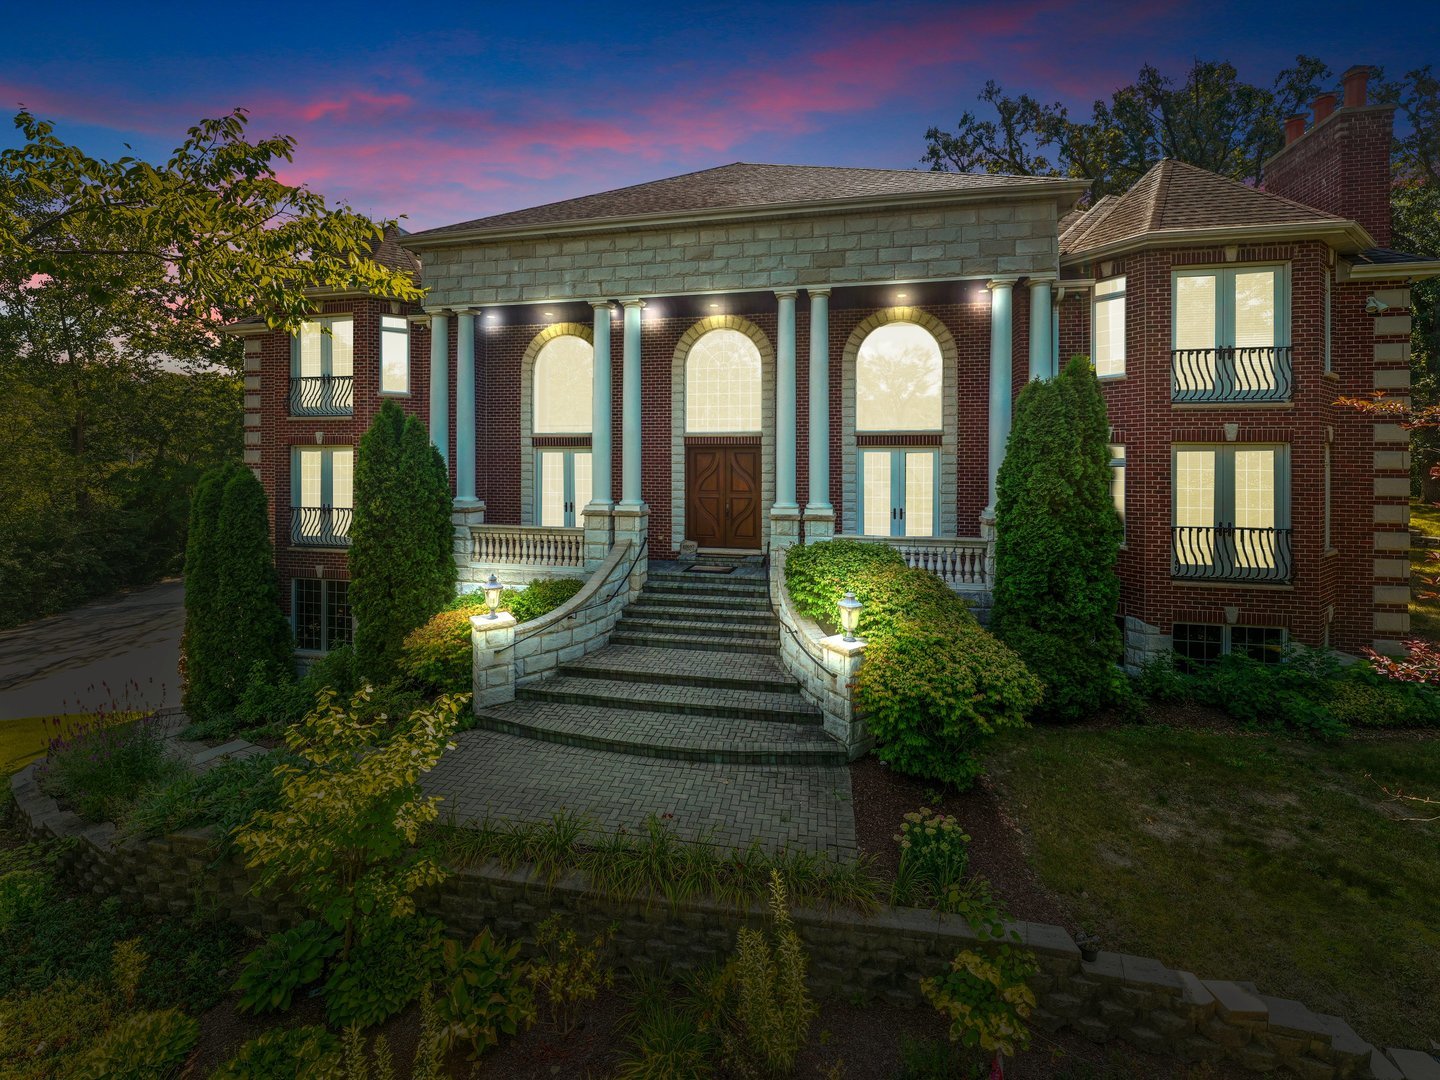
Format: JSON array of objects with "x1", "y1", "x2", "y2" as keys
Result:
[{"x1": 1263, "y1": 105, "x2": 1395, "y2": 248}]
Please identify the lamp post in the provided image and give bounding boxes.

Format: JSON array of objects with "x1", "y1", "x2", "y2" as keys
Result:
[
  {"x1": 482, "y1": 574, "x2": 505, "y2": 621},
  {"x1": 838, "y1": 591, "x2": 863, "y2": 642}
]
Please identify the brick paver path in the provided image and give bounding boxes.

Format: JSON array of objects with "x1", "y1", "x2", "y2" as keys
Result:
[
  {"x1": 424, "y1": 728, "x2": 856, "y2": 856},
  {"x1": 427, "y1": 561, "x2": 858, "y2": 857}
]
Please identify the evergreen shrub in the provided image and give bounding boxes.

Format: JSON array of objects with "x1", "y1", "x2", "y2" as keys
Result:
[
  {"x1": 991, "y1": 356, "x2": 1126, "y2": 721},
  {"x1": 350, "y1": 402, "x2": 456, "y2": 685}
]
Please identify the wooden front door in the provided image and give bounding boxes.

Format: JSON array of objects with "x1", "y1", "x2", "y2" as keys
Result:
[{"x1": 685, "y1": 445, "x2": 761, "y2": 549}]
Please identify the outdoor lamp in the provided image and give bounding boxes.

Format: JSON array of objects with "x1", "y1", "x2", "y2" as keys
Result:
[
  {"x1": 838, "y1": 591, "x2": 863, "y2": 642},
  {"x1": 483, "y1": 574, "x2": 505, "y2": 620}
]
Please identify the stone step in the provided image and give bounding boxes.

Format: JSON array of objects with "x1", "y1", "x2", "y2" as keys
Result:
[
  {"x1": 629, "y1": 592, "x2": 773, "y2": 613},
  {"x1": 473, "y1": 700, "x2": 845, "y2": 765},
  {"x1": 625, "y1": 602, "x2": 777, "y2": 626},
  {"x1": 643, "y1": 577, "x2": 769, "y2": 598},
  {"x1": 559, "y1": 645, "x2": 800, "y2": 694},
  {"x1": 518, "y1": 676, "x2": 821, "y2": 724},
  {"x1": 615, "y1": 616, "x2": 779, "y2": 641},
  {"x1": 609, "y1": 630, "x2": 777, "y2": 655}
]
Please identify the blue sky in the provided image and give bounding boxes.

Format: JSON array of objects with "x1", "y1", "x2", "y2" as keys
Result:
[{"x1": 5, "y1": 0, "x2": 1437, "y2": 229}]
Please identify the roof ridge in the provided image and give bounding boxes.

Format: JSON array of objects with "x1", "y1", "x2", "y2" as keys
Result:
[{"x1": 1147, "y1": 160, "x2": 1173, "y2": 233}]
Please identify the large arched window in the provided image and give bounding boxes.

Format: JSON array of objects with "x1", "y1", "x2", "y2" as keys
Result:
[
  {"x1": 531, "y1": 334, "x2": 593, "y2": 527},
  {"x1": 533, "y1": 335, "x2": 593, "y2": 433},
  {"x1": 856, "y1": 322, "x2": 943, "y2": 431},
  {"x1": 854, "y1": 322, "x2": 944, "y2": 537},
  {"x1": 686, "y1": 328, "x2": 762, "y2": 433}
]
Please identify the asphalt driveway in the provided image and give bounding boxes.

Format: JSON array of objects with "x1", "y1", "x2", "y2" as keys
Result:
[{"x1": 0, "y1": 579, "x2": 184, "y2": 721}]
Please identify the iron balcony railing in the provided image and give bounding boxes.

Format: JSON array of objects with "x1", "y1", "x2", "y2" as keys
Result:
[
  {"x1": 288, "y1": 375, "x2": 354, "y2": 416},
  {"x1": 1171, "y1": 524, "x2": 1292, "y2": 584},
  {"x1": 291, "y1": 506, "x2": 353, "y2": 548},
  {"x1": 1171, "y1": 346, "x2": 1292, "y2": 404}
]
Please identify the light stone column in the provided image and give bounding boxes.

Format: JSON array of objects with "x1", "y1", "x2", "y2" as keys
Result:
[
  {"x1": 588, "y1": 301, "x2": 614, "y2": 510},
  {"x1": 1028, "y1": 279, "x2": 1054, "y2": 380},
  {"x1": 804, "y1": 288, "x2": 834, "y2": 541},
  {"x1": 471, "y1": 611, "x2": 517, "y2": 709},
  {"x1": 428, "y1": 311, "x2": 449, "y2": 465},
  {"x1": 619, "y1": 299, "x2": 645, "y2": 509},
  {"x1": 455, "y1": 309, "x2": 478, "y2": 506},
  {"x1": 985, "y1": 279, "x2": 1016, "y2": 518},
  {"x1": 772, "y1": 290, "x2": 801, "y2": 548}
]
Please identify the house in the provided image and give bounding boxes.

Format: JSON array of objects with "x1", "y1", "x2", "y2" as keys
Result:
[{"x1": 233, "y1": 65, "x2": 1436, "y2": 669}]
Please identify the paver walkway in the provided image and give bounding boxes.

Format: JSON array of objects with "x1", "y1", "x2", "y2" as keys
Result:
[{"x1": 424, "y1": 561, "x2": 857, "y2": 857}]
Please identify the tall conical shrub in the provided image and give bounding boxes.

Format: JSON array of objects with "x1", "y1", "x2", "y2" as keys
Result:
[
  {"x1": 183, "y1": 463, "x2": 292, "y2": 720},
  {"x1": 991, "y1": 355, "x2": 1125, "y2": 720},
  {"x1": 350, "y1": 401, "x2": 456, "y2": 683}
]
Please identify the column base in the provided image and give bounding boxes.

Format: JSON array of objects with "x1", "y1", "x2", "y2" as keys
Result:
[
  {"x1": 451, "y1": 501, "x2": 487, "y2": 591},
  {"x1": 770, "y1": 508, "x2": 802, "y2": 551},
  {"x1": 802, "y1": 506, "x2": 835, "y2": 544},
  {"x1": 582, "y1": 503, "x2": 616, "y2": 569},
  {"x1": 610, "y1": 504, "x2": 650, "y2": 600}
]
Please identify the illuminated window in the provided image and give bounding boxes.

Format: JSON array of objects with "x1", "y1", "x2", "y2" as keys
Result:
[
  {"x1": 686, "y1": 329, "x2": 762, "y2": 433},
  {"x1": 536, "y1": 450, "x2": 592, "y2": 528},
  {"x1": 1093, "y1": 277, "x2": 1126, "y2": 377},
  {"x1": 291, "y1": 316, "x2": 354, "y2": 415},
  {"x1": 858, "y1": 449, "x2": 938, "y2": 538},
  {"x1": 1109, "y1": 444, "x2": 1126, "y2": 541},
  {"x1": 380, "y1": 315, "x2": 409, "y2": 394},
  {"x1": 856, "y1": 323, "x2": 942, "y2": 431},
  {"x1": 1172, "y1": 444, "x2": 1290, "y2": 578},
  {"x1": 1172, "y1": 266, "x2": 1289, "y2": 398},
  {"x1": 533, "y1": 335, "x2": 593, "y2": 434}
]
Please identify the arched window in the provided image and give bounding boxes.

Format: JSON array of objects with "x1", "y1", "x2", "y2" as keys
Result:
[
  {"x1": 855, "y1": 322, "x2": 943, "y2": 431},
  {"x1": 686, "y1": 328, "x2": 762, "y2": 433},
  {"x1": 531, "y1": 334, "x2": 593, "y2": 527},
  {"x1": 854, "y1": 322, "x2": 943, "y2": 538},
  {"x1": 533, "y1": 335, "x2": 593, "y2": 433}
]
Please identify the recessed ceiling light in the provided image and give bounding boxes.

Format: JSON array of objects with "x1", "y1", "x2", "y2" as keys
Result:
[
  {"x1": 709, "y1": 303, "x2": 720, "y2": 310},
  {"x1": 543, "y1": 311, "x2": 554, "y2": 318},
  {"x1": 485, "y1": 314, "x2": 497, "y2": 320},
  {"x1": 896, "y1": 292, "x2": 908, "y2": 300}
]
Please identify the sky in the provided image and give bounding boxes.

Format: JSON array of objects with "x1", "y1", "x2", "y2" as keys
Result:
[{"x1": 4, "y1": 0, "x2": 1438, "y2": 231}]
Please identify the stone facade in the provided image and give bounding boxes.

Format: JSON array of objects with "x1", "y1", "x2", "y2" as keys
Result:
[{"x1": 9, "y1": 758, "x2": 1423, "y2": 1080}]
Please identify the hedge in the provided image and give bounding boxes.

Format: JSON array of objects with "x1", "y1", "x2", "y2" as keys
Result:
[{"x1": 785, "y1": 541, "x2": 1041, "y2": 787}]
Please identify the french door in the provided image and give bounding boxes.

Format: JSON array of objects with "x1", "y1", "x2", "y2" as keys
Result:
[
  {"x1": 537, "y1": 449, "x2": 592, "y2": 528},
  {"x1": 685, "y1": 445, "x2": 761, "y2": 549},
  {"x1": 858, "y1": 449, "x2": 938, "y2": 538}
]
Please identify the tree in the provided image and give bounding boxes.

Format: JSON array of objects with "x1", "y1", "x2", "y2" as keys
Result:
[
  {"x1": 991, "y1": 356, "x2": 1125, "y2": 720},
  {"x1": 183, "y1": 464, "x2": 292, "y2": 720},
  {"x1": 0, "y1": 109, "x2": 422, "y2": 333},
  {"x1": 350, "y1": 402, "x2": 457, "y2": 684}
]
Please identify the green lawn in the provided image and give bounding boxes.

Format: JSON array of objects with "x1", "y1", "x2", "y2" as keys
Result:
[
  {"x1": 1411, "y1": 500, "x2": 1440, "y2": 642},
  {"x1": 987, "y1": 724, "x2": 1440, "y2": 1047}
]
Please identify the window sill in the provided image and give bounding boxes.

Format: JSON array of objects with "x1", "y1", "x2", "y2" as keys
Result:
[
  {"x1": 288, "y1": 545, "x2": 351, "y2": 554},
  {"x1": 1098, "y1": 373, "x2": 1126, "y2": 381},
  {"x1": 1325, "y1": 547, "x2": 1339, "y2": 558},
  {"x1": 1321, "y1": 371, "x2": 1340, "y2": 382},
  {"x1": 1170, "y1": 401, "x2": 1293, "y2": 410},
  {"x1": 287, "y1": 414, "x2": 354, "y2": 421},
  {"x1": 1169, "y1": 579, "x2": 1294, "y2": 592},
  {"x1": 378, "y1": 391, "x2": 411, "y2": 398}
]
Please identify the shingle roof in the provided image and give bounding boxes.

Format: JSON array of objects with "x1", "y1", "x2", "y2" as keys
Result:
[
  {"x1": 371, "y1": 223, "x2": 421, "y2": 275},
  {"x1": 1352, "y1": 247, "x2": 1436, "y2": 265},
  {"x1": 407, "y1": 162, "x2": 1075, "y2": 240},
  {"x1": 1060, "y1": 159, "x2": 1349, "y2": 257}
]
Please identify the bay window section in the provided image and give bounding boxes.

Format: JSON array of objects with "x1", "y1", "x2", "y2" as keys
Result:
[
  {"x1": 1171, "y1": 267, "x2": 1291, "y2": 403},
  {"x1": 290, "y1": 316, "x2": 354, "y2": 415},
  {"x1": 380, "y1": 315, "x2": 409, "y2": 394},
  {"x1": 1171, "y1": 444, "x2": 1291, "y2": 583},
  {"x1": 291, "y1": 447, "x2": 353, "y2": 547},
  {"x1": 1093, "y1": 277, "x2": 1126, "y2": 377}
]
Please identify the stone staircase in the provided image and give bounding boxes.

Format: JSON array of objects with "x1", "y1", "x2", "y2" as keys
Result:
[{"x1": 471, "y1": 566, "x2": 846, "y2": 766}]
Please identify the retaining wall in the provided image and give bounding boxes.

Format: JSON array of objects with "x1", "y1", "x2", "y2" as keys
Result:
[{"x1": 9, "y1": 756, "x2": 1422, "y2": 1080}]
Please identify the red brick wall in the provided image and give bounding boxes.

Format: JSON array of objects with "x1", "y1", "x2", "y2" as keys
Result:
[{"x1": 1262, "y1": 105, "x2": 1395, "y2": 247}]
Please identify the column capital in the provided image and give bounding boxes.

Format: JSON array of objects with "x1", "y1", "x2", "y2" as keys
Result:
[
  {"x1": 619, "y1": 297, "x2": 646, "y2": 309},
  {"x1": 589, "y1": 299, "x2": 615, "y2": 310},
  {"x1": 774, "y1": 289, "x2": 799, "y2": 301},
  {"x1": 423, "y1": 305, "x2": 451, "y2": 316},
  {"x1": 986, "y1": 278, "x2": 1019, "y2": 291},
  {"x1": 807, "y1": 287, "x2": 831, "y2": 299}
]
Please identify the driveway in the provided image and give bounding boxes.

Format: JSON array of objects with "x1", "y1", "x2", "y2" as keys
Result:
[{"x1": 0, "y1": 580, "x2": 185, "y2": 721}]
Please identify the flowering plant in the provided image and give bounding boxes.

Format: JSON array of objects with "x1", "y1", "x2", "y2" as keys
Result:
[{"x1": 893, "y1": 807, "x2": 971, "y2": 912}]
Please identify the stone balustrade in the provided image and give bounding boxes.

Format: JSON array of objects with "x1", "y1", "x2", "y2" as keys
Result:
[
  {"x1": 471, "y1": 524, "x2": 585, "y2": 569},
  {"x1": 836, "y1": 534, "x2": 990, "y2": 590}
]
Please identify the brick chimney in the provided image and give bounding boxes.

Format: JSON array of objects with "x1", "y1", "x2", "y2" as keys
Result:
[{"x1": 1262, "y1": 65, "x2": 1394, "y2": 247}]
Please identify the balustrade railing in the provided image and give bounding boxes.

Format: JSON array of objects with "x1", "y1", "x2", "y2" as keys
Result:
[
  {"x1": 289, "y1": 375, "x2": 354, "y2": 416},
  {"x1": 471, "y1": 525, "x2": 585, "y2": 568},
  {"x1": 1171, "y1": 525, "x2": 1292, "y2": 584},
  {"x1": 290, "y1": 506, "x2": 352, "y2": 547},
  {"x1": 835, "y1": 535, "x2": 990, "y2": 589},
  {"x1": 1171, "y1": 346, "x2": 1292, "y2": 404}
]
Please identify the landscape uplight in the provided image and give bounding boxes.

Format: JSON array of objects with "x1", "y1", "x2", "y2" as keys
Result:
[
  {"x1": 838, "y1": 591, "x2": 863, "y2": 642},
  {"x1": 483, "y1": 574, "x2": 505, "y2": 620}
]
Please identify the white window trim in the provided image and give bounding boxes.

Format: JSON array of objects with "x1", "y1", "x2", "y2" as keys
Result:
[
  {"x1": 380, "y1": 314, "x2": 410, "y2": 396},
  {"x1": 534, "y1": 448, "x2": 592, "y2": 529},
  {"x1": 1093, "y1": 276, "x2": 1126, "y2": 378}
]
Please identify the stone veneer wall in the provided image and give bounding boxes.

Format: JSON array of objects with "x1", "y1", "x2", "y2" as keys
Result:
[{"x1": 9, "y1": 755, "x2": 1419, "y2": 1080}]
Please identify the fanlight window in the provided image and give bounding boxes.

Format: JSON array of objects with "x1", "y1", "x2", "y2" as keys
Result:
[
  {"x1": 856, "y1": 323, "x2": 942, "y2": 431},
  {"x1": 533, "y1": 335, "x2": 593, "y2": 434},
  {"x1": 686, "y1": 329, "x2": 762, "y2": 433}
]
